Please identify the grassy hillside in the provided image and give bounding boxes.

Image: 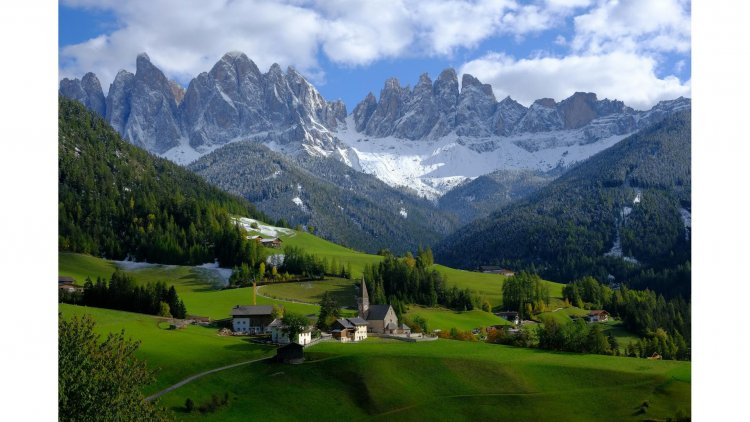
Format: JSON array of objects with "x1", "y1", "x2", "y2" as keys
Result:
[
  {"x1": 154, "y1": 339, "x2": 690, "y2": 421},
  {"x1": 60, "y1": 250, "x2": 585, "y2": 344},
  {"x1": 58, "y1": 304, "x2": 275, "y2": 396},
  {"x1": 259, "y1": 277, "x2": 358, "y2": 308},
  {"x1": 404, "y1": 305, "x2": 510, "y2": 332},
  {"x1": 59, "y1": 252, "x2": 320, "y2": 319},
  {"x1": 280, "y1": 231, "x2": 382, "y2": 279}
]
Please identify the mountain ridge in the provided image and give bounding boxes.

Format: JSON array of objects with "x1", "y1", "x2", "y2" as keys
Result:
[{"x1": 60, "y1": 51, "x2": 690, "y2": 200}]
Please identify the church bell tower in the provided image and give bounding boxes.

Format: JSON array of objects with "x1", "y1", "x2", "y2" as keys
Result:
[{"x1": 357, "y1": 277, "x2": 369, "y2": 319}]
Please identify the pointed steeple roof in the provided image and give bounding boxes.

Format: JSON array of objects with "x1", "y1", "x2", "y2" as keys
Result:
[{"x1": 361, "y1": 277, "x2": 369, "y2": 302}]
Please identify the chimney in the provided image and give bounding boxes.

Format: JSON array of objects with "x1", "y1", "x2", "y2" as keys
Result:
[{"x1": 253, "y1": 281, "x2": 257, "y2": 305}]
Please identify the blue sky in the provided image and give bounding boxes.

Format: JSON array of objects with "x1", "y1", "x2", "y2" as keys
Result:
[{"x1": 59, "y1": 0, "x2": 691, "y2": 110}]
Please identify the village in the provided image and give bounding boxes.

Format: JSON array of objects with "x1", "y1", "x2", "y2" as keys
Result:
[{"x1": 217, "y1": 278, "x2": 612, "y2": 363}]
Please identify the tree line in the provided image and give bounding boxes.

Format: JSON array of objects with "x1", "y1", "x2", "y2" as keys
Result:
[
  {"x1": 362, "y1": 250, "x2": 475, "y2": 311},
  {"x1": 501, "y1": 271, "x2": 551, "y2": 318},
  {"x1": 60, "y1": 271, "x2": 187, "y2": 319},
  {"x1": 562, "y1": 276, "x2": 690, "y2": 342}
]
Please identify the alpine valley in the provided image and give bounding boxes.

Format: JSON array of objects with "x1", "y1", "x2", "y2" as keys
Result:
[
  {"x1": 59, "y1": 51, "x2": 691, "y2": 282},
  {"x1": 58, "y1": 48, "x2": 693, "y2": 422}
]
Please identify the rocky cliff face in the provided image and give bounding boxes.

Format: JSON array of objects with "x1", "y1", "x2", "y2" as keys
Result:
[
  {"x1": 120, "y1": 53, "x2": 182, "y2": 153},
  {"x1": 59, "y1": 72, "x2": 106, "y2": 117},
  {"x1": 61, "y1": 52, "x2": 347, "y2": 157},
  {"x1": 351, "y1": 71, "x2": 685, "y2": 143}
]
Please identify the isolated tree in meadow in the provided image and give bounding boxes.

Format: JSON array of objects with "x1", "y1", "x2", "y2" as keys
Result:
[
  {"x1": 282, "y1": 312, "x2": 309, "y2": 343},
  {"x1": 59, "y1": 314, "x2": 168, "y2": 421}
]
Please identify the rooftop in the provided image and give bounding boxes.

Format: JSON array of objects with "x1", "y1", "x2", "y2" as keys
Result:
[{"x1": 231, "y1": 305, "x2": 274, "y2": 317}]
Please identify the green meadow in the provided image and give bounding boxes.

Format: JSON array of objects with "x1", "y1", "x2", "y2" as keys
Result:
[
  {"x1": 154, "y1": 338, "x2": 690, "y2": 421},
  {"x1": 404, "y1": 305, "x2": 510, "y2": 332},
  {"x1": 59, "y1": 247, "x2": 685, "y2": 420},
  {"x1": 259, "y1": 277, "x2": 358, "y2": 308},
  {"x1": 59, "y1": 252, "x2": 321, "y2": 319},
  {"x1": 58, "y1": 304, "x2": 276, "y2": 396},
  {"x1": 280, "y1": 231, "x2": 382, "y2": 278}
]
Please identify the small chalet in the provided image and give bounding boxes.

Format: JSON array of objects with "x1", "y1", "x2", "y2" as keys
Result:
[
  {"x1": 585, "y1": 310, "x2": 610, "y2": 322},
  {"x1": 478, "y1": 266, "x2": 515, "y2": 276},
  {"x1": 230, "y1": 305, "x2": 275, "y2": 334},
  {"x1": 268, "y1": 319, "x2": 312, "y2": 345},
  {"x1": 495, "y1": 311, "x2": 520, "y2": 325},
  {"x1": 260, "y1": 238, "x2": 283, "y2": 249},
  {"x1": 331, "y1": 317, "x2": 368, "y2": 342},
  {"x1": 58, "y1": 276, "x2": 83, "y2": 293},
  {"x1": 276, "y1": 342, "x2": 305, "y2": 364},
  {"x1": 357, "y1": 279, "x2": 400, "y2": 334}
]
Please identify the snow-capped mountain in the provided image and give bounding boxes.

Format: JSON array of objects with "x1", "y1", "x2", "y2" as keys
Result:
[
  {"x1": 344, "y1": 75, "x2": 690, "y2": 198},
  {"x1": 60, "y1": 51, "x2": 690, "y2": 200},
  {"x1": 60, "y1": 52, "x2": 347, "y2": 161}
]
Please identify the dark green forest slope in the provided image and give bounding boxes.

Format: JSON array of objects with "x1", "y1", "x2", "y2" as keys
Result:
[
  {"x1": 435, "y1": 111, "x2": 691, "y2": 298},
  {"x1": 189, "y1": 142, "x2": 458, "y2": 254},
  {"x1": 58, "y1": 96, "x2": 266, "y2": 266},
  {"x1": 438, "y1": 169, "x2": 556, "y2": 225}
]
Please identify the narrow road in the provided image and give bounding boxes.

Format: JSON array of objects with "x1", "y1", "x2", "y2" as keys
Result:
[{"x1": 145, "y1": 356, "x2": 272, "y2": 402}]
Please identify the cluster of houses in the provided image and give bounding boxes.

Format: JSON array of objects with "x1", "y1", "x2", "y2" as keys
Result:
[
  {"x1": 229, "y1": 279, "x2": 410, "y2": 346},
  {"x1": 485, "y1": 309, "x2": 610, "y2": 334}
]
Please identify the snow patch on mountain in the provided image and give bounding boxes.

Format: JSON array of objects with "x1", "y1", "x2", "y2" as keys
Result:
[
  {"x1": 291, "y1": 196, "x2": 310, "y2": 213},
  {"x1": 399, "y1": 207, "x2": 408, "y2": 218},
  {"x1": 234, "y1": 217, "x2": 296, "y2": 238},
  {"x1": 679, "y1": 208, "x2": 691, "y2": 240},
  {"x1": 336, "y1": 115, "x2": 629, "y2": 200}
]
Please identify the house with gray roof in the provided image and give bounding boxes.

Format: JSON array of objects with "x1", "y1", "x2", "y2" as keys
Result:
[
  {"x1": 230, "y1": 305, "x2": 275, "y2": 334},
  {"x1": 331, "y1": 317, "x2": 368, "y2": 342}
]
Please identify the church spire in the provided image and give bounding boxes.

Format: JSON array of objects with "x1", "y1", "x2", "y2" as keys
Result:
[{"x1": 357, "y1": 277, "x2": 369, "y2": 319}]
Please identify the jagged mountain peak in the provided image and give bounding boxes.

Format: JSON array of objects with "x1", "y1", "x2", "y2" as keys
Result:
[
  {"x1": 533, "y1": 98, "x2": 557, "y2": 108},
  {"x1": 59, "y1": 72, "x2": 106, "y2": 117},
  {"x1": 136, "y1": 52, "x2": 151, "y2": 63},
  {"x1": 61, "y1": 51, "x2": 348, "y2": 162},
  {"x1": 417, "y1": 73, "x2": 432, "y2": 86},
  {"x1": 437, "y1": 67, "x2": 458, "y2": 82},
  {"x1": 460, "y1": 73, "x2": 493, "y2": 96}
]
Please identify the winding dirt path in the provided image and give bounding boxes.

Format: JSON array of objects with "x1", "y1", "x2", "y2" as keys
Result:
[{"x1": 144, "y1": 356, "x2": 272, "y2": 402}]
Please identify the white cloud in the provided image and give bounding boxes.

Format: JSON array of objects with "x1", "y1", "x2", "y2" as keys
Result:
[
  {"x1": 59, "y1": 0, "x2": 566, "y2": 87},
  {"x1": 59, "y1": 0, "x2": 690, "y2": 110},
  {"x1": 572, "y1": 0, "x2": 691, "y2": 54},
  {"x1": 460, "y1": 51, "x2": 690, "y2": 110},
  {"x1": 60, "y1": 0, "x2": 323, "y2": 87}
]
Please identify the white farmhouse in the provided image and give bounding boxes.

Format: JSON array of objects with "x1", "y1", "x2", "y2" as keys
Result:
[
  {"x1": 268, "y1": 319, "x2": 312, "y2": 345},
  {"x1": 231, "y1": 305, "x2": 275, "y2": 334}
]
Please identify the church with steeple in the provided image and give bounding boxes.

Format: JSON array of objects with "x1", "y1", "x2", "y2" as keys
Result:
[{"x1": 357, "y1": 278, "x2": 399, "y2": 334}]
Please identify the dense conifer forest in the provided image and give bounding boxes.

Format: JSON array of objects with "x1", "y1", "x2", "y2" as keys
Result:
[
  {"x1": 58, "y1": 97, "x2": 267, "y2": 267},
  {"x1": 435, "y1": 111, "x2": 691, "y2": 299}
]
